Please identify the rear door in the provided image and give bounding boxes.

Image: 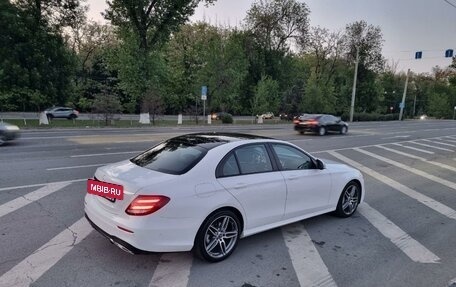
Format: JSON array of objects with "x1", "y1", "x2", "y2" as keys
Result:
[{"x1": 216, "y1": 144, "x2": 287, "y2": 230}]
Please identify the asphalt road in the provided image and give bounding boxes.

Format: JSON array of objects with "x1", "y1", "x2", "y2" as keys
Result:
[{"x1": 0, "y1": 120, "x2": 456, "y2": 287}]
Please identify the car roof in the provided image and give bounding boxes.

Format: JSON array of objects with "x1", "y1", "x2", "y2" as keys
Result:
[{"x1": 169, "y1": 132, "x2": 272, "y2": 150}]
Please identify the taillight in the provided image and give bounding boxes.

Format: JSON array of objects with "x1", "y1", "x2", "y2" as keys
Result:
[
  {"x1": 125, "y1": 195, "x2": 170, "y2": 216},
  {"x1": 293, "y1": 119, "x2": 300, "y2": 124},
  {"x1": 307, "y1": 120, "x2": 318, "y2": 125}
]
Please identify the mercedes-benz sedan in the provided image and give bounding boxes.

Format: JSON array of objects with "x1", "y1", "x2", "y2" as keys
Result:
[{"x1": 84, "y1": 133, "x2": 364, "y2": 262}]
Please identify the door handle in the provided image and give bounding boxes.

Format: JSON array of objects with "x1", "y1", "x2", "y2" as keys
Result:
[
  {"x1": 287, "y1": 175, "x2": 300, "y2": 180},
  {"x1": 234, "y1": 183, "x2": 247, "y2": 189}
]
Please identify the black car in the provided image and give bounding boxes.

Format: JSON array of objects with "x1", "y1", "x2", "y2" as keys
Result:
[{"x1": 294, "y1": 114, "x2": 348, "y2": 136}]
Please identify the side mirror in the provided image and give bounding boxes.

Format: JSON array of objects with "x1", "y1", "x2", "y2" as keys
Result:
[{"x1": 316, "y1": 159, "x2": 325, "y2": 170}]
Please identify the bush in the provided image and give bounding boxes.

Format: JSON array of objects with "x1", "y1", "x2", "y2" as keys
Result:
[{"x1": 220, "y1": 113, "x2": 233, "y2": 124}]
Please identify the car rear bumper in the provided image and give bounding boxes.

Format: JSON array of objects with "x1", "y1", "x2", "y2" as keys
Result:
[
  {"x1": 84, "y1": 194, "x2": 195, "y2": 253},
  {"x1": 85, "y1": 213, "x2": 147, "y2": 254},
  {"x1": 294, "y1": 125, "x2": 319, "y2": 133}
]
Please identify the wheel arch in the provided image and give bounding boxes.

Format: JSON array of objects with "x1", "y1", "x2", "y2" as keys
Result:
[
  {"x1": 346, "y1": 179, "x2": 362, "y2": 203},
  {"x1": 193, "y1": 206, "x2": 245, "y2": 245}
]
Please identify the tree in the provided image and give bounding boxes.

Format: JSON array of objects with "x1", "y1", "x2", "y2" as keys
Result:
[
  {"x1": 15, "y1": 0, "x2": 87, "y2": 31},
  {"x1": 245, "y1": 0, "x2": 310, "y2": 53},
  {"x1": 345, "y1": 20, "x2": 385, "y2": 72},
  {"x1": 245, "y1": 0, "x2": 310, "y2": 80},
  {"x1": 104, "y1": 0, "x2": 215, "y2": 113},
  {"x1": 92, "y1": 89, "x2": 122, "y2": 125},
  {"x1": 251, "y1": 76, "x2": 280, "y2": 116},
  {"x1": 0, "y1": 0, "x2": 77, "y2": 111},
  {"x1": 302, "y1": 27, "x2": 345, "y2": 86},
  {"x1": 345, "y1": 21, "x2": 385, "y2": 113}
]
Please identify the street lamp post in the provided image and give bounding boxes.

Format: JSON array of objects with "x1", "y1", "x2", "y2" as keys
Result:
[
  {"x1": 349, "y1": 47, "x2": 360, "y2": 122},
  {"x1": 399, "y1": 69, "x2": 411, "y2": 121}
]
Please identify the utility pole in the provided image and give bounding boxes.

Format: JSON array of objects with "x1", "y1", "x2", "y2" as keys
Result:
[
  {"x1": 399, "y1": 69, "x2": 410, "y2": 121},
  {"x1": 349, "y1": 47, "x2": 359, "y2": 122}
]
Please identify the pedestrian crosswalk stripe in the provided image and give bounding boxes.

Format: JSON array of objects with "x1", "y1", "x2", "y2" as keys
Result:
[
  {"x1": 409, "y1": 141, "x2": 454, "y2": 152},
  {"x1": 328, "y1": 151, "x2": 456, "y2": 221},
  {"x1": 354, "y1": 148, "x2": 456, "y2": 190},
  {"x1": 148, "y1": 253, "x2": 193, "y2": 287},
  {"x1": 422, "y1": 139, "x2": 456, "y2": 147},
  {"x1": 282, "y1": 223, "x2": 337, "y2": 287},
  {"x1": 375, "y1": 145, "x2": 456, "y2": 173},
  {"x1": 358, "y1": 204, "x2": 440, "y2": 264},
  {"x1": 0, "y1": 218, "x2": 92, "y2": 287},
  {"x1": 0, "y1": 182, "x2": 71, "y2": 219},
  {"x1": 391, "y1": 143, "x2": 435, "y2": 154}
]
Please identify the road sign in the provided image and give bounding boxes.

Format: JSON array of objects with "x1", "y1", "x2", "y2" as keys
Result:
[
  {"x1": 445, "y1": 49, "x2": 454, "y2": 58},
  {"x1": 201, "y1": 86, "x2": 207, "y2": 101},
  {"x1": 415, "y1": 51, "x2": 422, "y2": 59},
  {"x1": 399, "y1": 102, "x2": 405, "y2": 109}
]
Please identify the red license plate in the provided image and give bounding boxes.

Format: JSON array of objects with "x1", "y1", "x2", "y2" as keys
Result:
[{"x1": 87, "y1": 179, "x2": 124, "y2": 200}]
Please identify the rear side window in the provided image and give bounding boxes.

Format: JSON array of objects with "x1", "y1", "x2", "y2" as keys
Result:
[
  {"x1": 220, "y1": 153, "x2": 240, "y2": 177},
  {"x1": 235, "y1": 144, "x2": 273, "y2": 174},
  {"x1": 131, "y1": 140, "x2": 206, "y2": 175}
]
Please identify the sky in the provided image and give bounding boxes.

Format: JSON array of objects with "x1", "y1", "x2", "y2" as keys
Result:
[{"x1": 86, "y1": 0, "x2": 456, "y2": 73}]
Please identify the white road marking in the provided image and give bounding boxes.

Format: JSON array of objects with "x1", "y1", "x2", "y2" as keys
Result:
[
  {"x1": 448, "y1": 277, "x2": 456, "y2": 286},
  {"x1": 359, "y1": 204, "x2": 440, "y2": 263},
  {"x1": 381, "y1": 135, "x2": 411, "y2": 139},
  {"x1": 439, "y1": 138, "x2": 456, "y2": 144},
  {"x1": 421, "y1": 139, "x2": 456, "y2": 147},
  {"x1": 148, "y1": 253, "x2": 193, "y2": 287},
  {"x1": 354, "y1": 148, "x2": 456, "y2": 190},
  {"x1": 328, "y1": 151, "x2": 456, "y2": 220},
  {"x1": 409, "y1": 141, "x2": 454, "y2": 152},
  {"x1": 282, "y1": 223, "x2": 337, "y2": 287},
  {"x1": 0, "y1": 182, "x2": 70, "y2": 219},
  {"x1": 390, "y1": 143, "x2": 435, "y2": 154},
  {"x1": 374, "y1": 145, "x2": 456, "y2": 172},
  {"x1": 0, "y1": 178, "x2": 86, "y2": 192},
  {"x1": 0, "y1": 218, "x2": 92, "y2": 287},
  {"x1": 70, "y1": 151, "x2": 142, "y2": 158},
  {"x1": 46, "y1": 163, "x2": 109, "y2": 171}
]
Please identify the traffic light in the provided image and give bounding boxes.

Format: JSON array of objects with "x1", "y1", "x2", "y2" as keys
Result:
[
  {"x1": 445, "y1": 49, "x2": 453, "y2": 58},
  {"x1": 415, "y1": 51, "x2": 423, "y2": 59}
]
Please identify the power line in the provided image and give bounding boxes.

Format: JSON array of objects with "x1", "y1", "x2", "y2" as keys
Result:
[{"x1": 444, "y1": 0, "x2": 456, "y2": 9}]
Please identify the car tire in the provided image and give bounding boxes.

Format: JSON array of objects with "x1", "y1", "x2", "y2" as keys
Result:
[
  {"x1": 334, "y1": 181, "x2": 360, "y2": 218},
  {"x1": 68, "y1": 114, "x2": 76, "y2": 120},
  {"x1": 194, "y1": 210, "x2": 241, "y2": 262},
  {"x1": 47, "y1": 114, "x2": 54, "y2": 120},
  {"x1": 318, "y1": 127, "x2": 326, "y2": 136},
  {"x1": 340, "y1": 126, "x2": 348, "y2": 135}
]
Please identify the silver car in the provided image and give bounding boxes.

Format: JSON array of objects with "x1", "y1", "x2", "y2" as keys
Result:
[
  {"x1": 0, "y1": 122, "x2": 20, "y2": 145},
  {"x1": 45, "y1": 107, "x2": 79, "y2": 119}
]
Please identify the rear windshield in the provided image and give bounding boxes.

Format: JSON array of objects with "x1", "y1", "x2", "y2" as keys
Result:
[
  {"x1": 130, "y1": 140, "x2": 207, "y2": 175},
  {"x1": 300, "y1": 114, "x2": 321, "y2": 120}
]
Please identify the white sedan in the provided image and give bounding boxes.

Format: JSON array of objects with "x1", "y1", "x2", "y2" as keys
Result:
[{"x1": 84, "y1": 133, "x2": 364, "y2": 262}]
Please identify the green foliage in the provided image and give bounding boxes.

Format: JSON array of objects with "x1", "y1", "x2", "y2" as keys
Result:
[
  {"x1": 220, "y1": 113, "x2": 233, "y2": 124},
  {"x1": 0, "y1": 0, "x2": 78, "y2": 111},
  {"x1": 301, "y1": 72, "x2": 336, "y2": 114},
  {"x1": 252, "y1": 76, "x2": 280, "y2": 115},
  {"x1": 428, "y1": 93, "x2": 451, "y2": 118},
  {"x1": 92, "y1": 90, "x2": 123, "y2": 125}
]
